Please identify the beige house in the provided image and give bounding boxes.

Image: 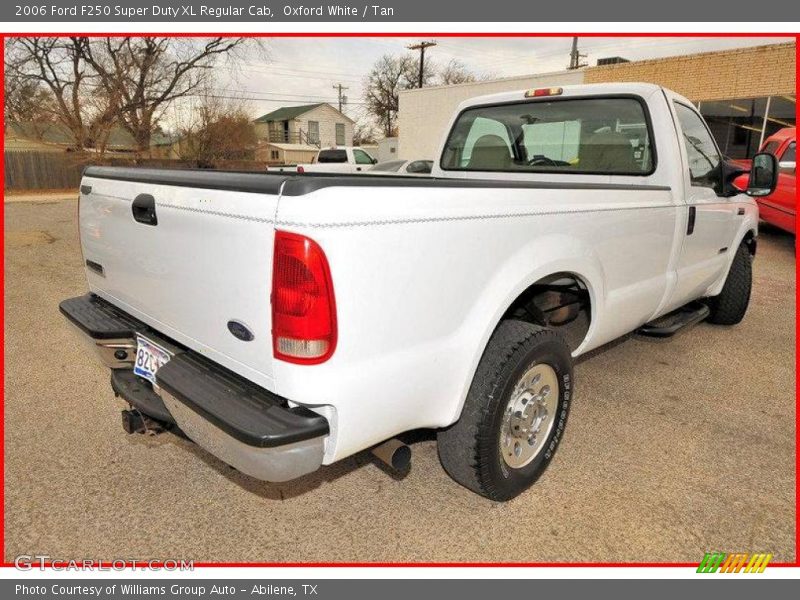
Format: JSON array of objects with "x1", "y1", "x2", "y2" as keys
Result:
[
  {"x1": 255, "y1": 142, "x2": 319, "y2": 165},
  {"x1": 253, "y1": 103, "x2": 354, "y2": 149}
]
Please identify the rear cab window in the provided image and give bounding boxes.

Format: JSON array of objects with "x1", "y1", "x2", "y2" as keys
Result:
[
  {"x1": 441, "y1": 96, "x2": 655, "y2": 175},
  {"x1": 317, "y1": 150, "x2": 348, "y2": 163}
]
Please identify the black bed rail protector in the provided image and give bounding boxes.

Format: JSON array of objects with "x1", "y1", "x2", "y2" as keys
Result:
[
  {"x1": 83, "y1": 166, "x2": 289, "y2": 195},
  {"x1": 156, "y1": 352, "x2": 330, "y2": 448},
  {"x1": 82, "y1": 165, "x2": 671, "y2": 197}
]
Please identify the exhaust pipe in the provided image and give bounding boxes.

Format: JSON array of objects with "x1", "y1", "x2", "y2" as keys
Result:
[{"x1": 371, "y1": 438, "x2": 411, "y2": 471}]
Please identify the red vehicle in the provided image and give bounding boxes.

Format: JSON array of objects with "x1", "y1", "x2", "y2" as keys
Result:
[{"x1": 754, "y1": 128, "x2": 796, "y2": 234}]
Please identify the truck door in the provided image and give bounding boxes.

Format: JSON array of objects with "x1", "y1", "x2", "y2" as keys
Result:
[{"x1": 666, "y1": 98, "x2": 738, "y2": 309}]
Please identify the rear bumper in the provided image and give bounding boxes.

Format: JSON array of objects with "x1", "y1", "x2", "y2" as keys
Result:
[{"x1": 59, "y1": 294, "x2": 329, "y2": 482}]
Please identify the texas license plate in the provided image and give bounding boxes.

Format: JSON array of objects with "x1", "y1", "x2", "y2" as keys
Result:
[{"x1": 133, "y1": 335, "x2": 172, "y2": 384}]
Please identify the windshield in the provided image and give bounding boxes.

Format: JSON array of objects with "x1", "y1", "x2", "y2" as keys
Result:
[{"x1": 441, "y1": 97, "x2": 654, "y2": 175}]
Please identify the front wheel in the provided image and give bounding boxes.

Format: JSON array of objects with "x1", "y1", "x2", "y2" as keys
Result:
[
  {"x1": 706, "y1": 242, "x2": 752, "y2": 325},
  {"x1": 437, "y1": 320, "x2": 574, "y2": 501}
]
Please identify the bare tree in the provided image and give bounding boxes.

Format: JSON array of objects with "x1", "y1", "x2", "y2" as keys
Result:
[
  {"x1": 364, "y1": 53, "x2": 435, "y2": 138},
  {"x1": 178, "y1": 93, "x2": 257, "y2": 167},
  {"x1": 5, "y1": 37, "x2": 109, "y2": 149},
  {"x1": 437, "y1": 59, "x2": 478, "y2": 85},
  {"x1": 3, "y1": 69, "x2": 56, "y2": 139},
  {"x1": 78, "y1": 37, "x2": 252, "y2": 154},
  {"x1": 353, "y1": 120, "x2": 377, "y2": 146}
]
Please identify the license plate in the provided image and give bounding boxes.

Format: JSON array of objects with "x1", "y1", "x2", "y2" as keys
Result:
[{"x1": 133, "y1": 335, "x2": 172, "y2": 384}]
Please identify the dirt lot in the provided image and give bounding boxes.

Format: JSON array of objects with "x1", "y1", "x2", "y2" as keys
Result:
[{"x1": 4, "y1": 196, "x2": 796, "y2": 563}]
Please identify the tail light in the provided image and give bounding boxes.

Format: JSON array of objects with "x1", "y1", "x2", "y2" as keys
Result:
[
  {"x1": 271, "y1": 231, "x2": 337, "y2": 364},
  {"x1": 297, "y1": 165, "x2": 305, "y2": 173}
]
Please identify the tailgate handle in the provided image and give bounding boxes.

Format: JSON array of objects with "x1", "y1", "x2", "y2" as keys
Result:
[{"x1": 131, "y1": 194, "x2": 158, "y2": 226}]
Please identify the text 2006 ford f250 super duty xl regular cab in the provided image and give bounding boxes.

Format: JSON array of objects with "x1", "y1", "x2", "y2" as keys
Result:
[{"x1": 61, "y1": 84, "x2": 778, "y2": 500}]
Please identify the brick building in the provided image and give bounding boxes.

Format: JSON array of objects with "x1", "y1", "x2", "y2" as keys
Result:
[{"x1": 398, "y1": 41, "x2": 796, "y2": 160}]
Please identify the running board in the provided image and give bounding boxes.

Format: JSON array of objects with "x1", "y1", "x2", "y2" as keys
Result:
[{"x1": 637, "y1": 302, "x2": 710, "y2": 338}]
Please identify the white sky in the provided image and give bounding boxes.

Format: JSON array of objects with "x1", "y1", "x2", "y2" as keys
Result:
[{"x1": 172, "y1": 36, "x2": 794, "y2": 129}]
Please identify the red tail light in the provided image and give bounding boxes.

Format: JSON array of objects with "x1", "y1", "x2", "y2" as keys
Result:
[
  {"x1": 271, "y1": 231, "x2": 337, "y2": 364},
  {"x1": 297, "y1": 165, "x2": 305, "y2": 173}
]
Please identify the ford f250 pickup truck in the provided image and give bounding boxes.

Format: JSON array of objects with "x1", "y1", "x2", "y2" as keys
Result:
[
  {"x1": 267, "y1": 146, "x2": 377, "y2": 174},
  {"x1": 60, "y1": 84, "x2": 778, "y2": 500}
]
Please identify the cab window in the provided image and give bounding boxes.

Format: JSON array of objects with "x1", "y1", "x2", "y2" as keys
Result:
[
  {"x1": 353, "y1": 149, "x2": 374, "y2": 165},
  {"x1": 673, "y1": 102, "x2": 722, "y2": 190},
  {"x1": 441, "y1": 97, "x2": 654, "y2": 174},
  {"x1": 782, "y1": 141, "x2": 795, "y2": 163}
]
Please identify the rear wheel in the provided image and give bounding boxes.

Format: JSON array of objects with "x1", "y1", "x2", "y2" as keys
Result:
[
  {"x1": 437, "y1": 320, "x2": 574, "y2": 501},
  {"x1": 706, "y1": 242, "x2": 752, "y2": 325}
]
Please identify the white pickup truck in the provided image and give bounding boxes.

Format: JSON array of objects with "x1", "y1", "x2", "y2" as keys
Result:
[
  {"x1": 61, "y1": 83, "x2": 777, "y2": 500},
  {"x1": 267, "y1": 146, "x2": 377, "y2": 174}
]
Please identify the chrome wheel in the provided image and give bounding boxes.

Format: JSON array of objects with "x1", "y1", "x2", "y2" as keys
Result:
[{"x1": 500, "y1": 363, "x2": 559, "y2": 469}]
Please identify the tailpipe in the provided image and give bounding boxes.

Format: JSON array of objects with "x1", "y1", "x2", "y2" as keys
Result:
[{"x1": 371, "y1": 438, "x2": 411, "y2": 471}]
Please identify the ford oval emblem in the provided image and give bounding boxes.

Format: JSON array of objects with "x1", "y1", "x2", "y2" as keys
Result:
[{"x1": 227, "y1": 320, "x2": 254, "y2": 342}]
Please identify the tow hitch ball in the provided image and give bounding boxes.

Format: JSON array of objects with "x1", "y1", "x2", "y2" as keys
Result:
[{"x1": 121, "y1": 409, "x2": 166, "y2": 435}]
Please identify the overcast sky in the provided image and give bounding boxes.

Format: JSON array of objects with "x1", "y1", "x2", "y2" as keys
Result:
[{"x1": 182, "y1": 36, "x2": 793, "y2": 129}]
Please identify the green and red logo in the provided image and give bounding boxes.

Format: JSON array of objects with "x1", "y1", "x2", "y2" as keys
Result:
[{"x1": 697, "y1": 552, "x2": 772, "y2": 573}]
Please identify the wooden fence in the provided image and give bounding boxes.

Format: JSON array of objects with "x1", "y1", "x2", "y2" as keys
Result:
[{"x1": 4, "y1": 151, "x2": 267, "y2": 193}]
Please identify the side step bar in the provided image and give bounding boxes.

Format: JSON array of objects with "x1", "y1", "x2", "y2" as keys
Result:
[{"x1": 637, "y1": 302, "x2": 711, "y2": 338}]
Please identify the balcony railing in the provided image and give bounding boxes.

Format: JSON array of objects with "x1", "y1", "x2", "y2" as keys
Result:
[{"x1": 268, "y1": 130, "x2": 320, "y2": 147}]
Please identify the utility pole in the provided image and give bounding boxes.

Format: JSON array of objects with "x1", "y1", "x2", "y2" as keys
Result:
[
  {"x1": 407, "y1": 41, "x2": 437, "y2": 88},
  {"x1": 568, "y1": 37, "x2": 588, "y2": 70},
  {"x1": 332, "y1": 83, "x2": 349, "y2": 112}
]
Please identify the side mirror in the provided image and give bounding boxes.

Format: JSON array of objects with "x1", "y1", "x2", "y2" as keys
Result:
[
  {"x1": 746, "y1": 152, "x2": 778, "y2": 197},
  {"x1": 372, "y1": 157, "x2": 378, "y2": 164}
]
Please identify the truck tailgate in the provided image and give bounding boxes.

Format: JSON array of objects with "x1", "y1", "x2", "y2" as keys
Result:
[{"x1": 79, "y1": 167, "x2": 287, "y2": 389}]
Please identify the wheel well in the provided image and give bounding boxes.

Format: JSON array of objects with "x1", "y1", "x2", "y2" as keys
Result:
[
  {"x1": 502, "y1": 273, "x2": 592, "y2": 352},
  {"x1": 743, "y1": 230, "x2": 757, "y2": 256}
]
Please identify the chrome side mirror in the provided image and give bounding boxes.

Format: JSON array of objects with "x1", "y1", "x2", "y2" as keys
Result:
[{"x1": 746, "y1": 152, "x2": 779, "y2": 197}]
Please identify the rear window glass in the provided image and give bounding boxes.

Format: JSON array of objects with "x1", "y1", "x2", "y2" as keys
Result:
[
  {"x1": 441, "y1": 97, "x2": 654, "y2": 175},
  {"x1": 317, "y1": 150, "x2": 347, "y2": 163}
]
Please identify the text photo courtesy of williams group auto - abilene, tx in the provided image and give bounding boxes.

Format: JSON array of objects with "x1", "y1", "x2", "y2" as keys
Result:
[{"x1": 1, "y1": 24, "x2": 797, "y2": 591}]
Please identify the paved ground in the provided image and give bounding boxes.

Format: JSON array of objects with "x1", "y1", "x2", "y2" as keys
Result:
[{"x1": 4, "y1": 196, "x2": 796, "y2": 563}]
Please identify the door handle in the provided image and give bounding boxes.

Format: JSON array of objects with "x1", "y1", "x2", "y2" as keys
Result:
[
  {"x1": 687, "y1": 206, "x2": 696, "y2": 235},
  {"x1": 131, "y1": 194, "x2": 158, "y2": 226},
  {"x1": 356, "y1": 167, "x2": 362, "y2": 171}
]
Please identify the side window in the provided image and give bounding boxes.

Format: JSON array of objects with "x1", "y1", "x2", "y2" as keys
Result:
[
  {"x1": 781, "y1": 142, "x2": 795, "y2": 163},
  {"x1": 353, "y1": 149, "x2": 374, "y2": 165},
  {"x1": 335, "y1": 123, "x2": 346, "y2": 146},
  {"x1": 674, "y1": 102, "x2": 722, "y2": 190}
]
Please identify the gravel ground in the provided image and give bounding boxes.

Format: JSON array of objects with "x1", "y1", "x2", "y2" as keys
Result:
[{"x1": 4, "y1": 196, "x2": 796, "y2": 563}]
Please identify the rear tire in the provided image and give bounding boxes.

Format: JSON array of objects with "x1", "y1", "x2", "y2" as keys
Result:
[
  {"x1": 706, "y1": 242, "x2": 752, "y2": 325},
  {"x1": 437, "y1": 320, "x2": 574, "y2": 501}
]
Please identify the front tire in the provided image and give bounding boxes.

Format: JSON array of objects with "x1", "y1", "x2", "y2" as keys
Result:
[
  {"x1": 437, "y1": 320, "x2": 574, "y2": 501},
  {"x1": 706, "y1": 242, "x2": 752, "y2": 325}
]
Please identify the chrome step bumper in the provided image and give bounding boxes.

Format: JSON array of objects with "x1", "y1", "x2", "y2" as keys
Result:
[{"x1": 59, "y1": 294, "x2": 329, "y2": 483}]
